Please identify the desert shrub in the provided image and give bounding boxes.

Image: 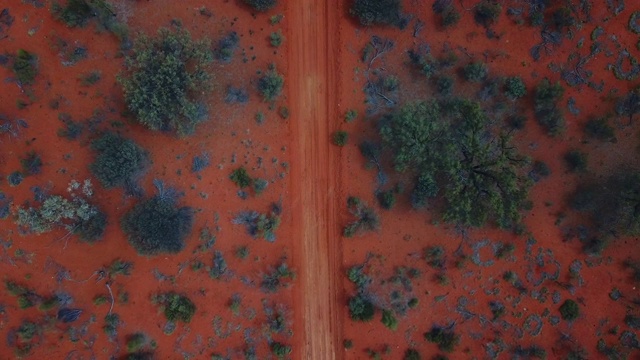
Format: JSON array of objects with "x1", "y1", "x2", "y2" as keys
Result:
[
  {"x1": 103, "y1": 313, "x2": 120, "y2": 338},
  {"x1": 625, "y1": 315, "x2": 640, "y2": 329},
  {"x1": 529, "y1": 160, "x2": 551, "y2": 182},
  {"x1": 630, "y1": 11, "x2": 640, "y2": 34},
  {"x1": 512, "y1": 345, "x2": 547, "y2": 359},
  {"x1": 504, "y1": 76, "x2": 527, "y2": 99},
  {"x1": 381, "y1": 309, "x2": 398, "y2": 330},
  {"x1": 89, "y1": 133, "x2": 149, "y2": 189},
  {"x1": 225, "y1": 86, "x2": 249, "y2": 104},
  {"x1": 126, "y1": 333, "x2": 147, "y2": 353},
  {"x1": 57, "y1": 114, "x2": 84, "y2": 140},
  {"x1": 436, "y1": 76, "x2": 454, "y2": 96},
  {"x1": 584, "y1": 118, "x2": 615, "y2": 141},
  {"x1": 80, "y1": 71, "x2": 101, "y2": 86},
  {"x1": 332, "y1": 131, "x2": 349, "y2": 146},
  {"x1": 209, "y1": 251, "x2": 228, "y2": 279},
  {"x1": 348, "y1": 294, "x2": 375, "y2": 321},
  {"x1": 442, "y1": 7, "x2": 461, "y2": 27},
  {"x1": 258, "y1": 66, "x2": 284, "y2": 101},
  {"x1": 20, "y1": 151, "x2": 42, "y2": 176},
  {"x1": 156, "y1": 292, "x2": 196, "y2": 323},
  {"x1": 424, "y1": 326, "x2": 460, "y2": 352},
  {"x1": 51, "y1": 0, "x2": 129, "y2": 45},
  {"x1": 121, "y1": 186, "x2": 194, "y2": 255},
  {"x1": 349, "y1": 0, "x2": 403, "y2": 27},
  {"x1": 345, "y1": 109, "x2": 358, "y2": 122},
  {"x1": 243, "y1": 0, "x2": 277, "y2": 11},
  {"x1": 214, "y1": 32, "x2": 240, "y2": 62},
  {"x1": 119, "y1": 28, "x2": 212, "y2": 136},
  {"x1": 343, "y1": 196, "x2": 380, "y2": 237},
  {"x1": 261, "y1": 262, "x2": 295, "y2": 292},
  {"x1": 463, "y1": 62, "x2": 488, "y2": 82},
  {"x1": 270, "y1": 30, "x2": 284, "y2": 47},
  {"x1": 563, "y1": 150, "x2": 588, "y2": 172},
  {"x1": 534, "y1": 79, "x2": 565, "y2": 136},
  {"x1": 191, "y1": 153, "x2": 210, "y2": 173},
  {"x1": 552, "y1": 7, "x2": 576, "y2": 30},
  {"x1": 559, "y1": 299, "x2": 580, "y2": 321},
  {"x1": 15, "y1": 181, "x2": 106, "y2": 242},
  {"x1": 474, "y1": 0, "x2": 502, "y2": 26},
  {"x1": 12, "y1": 49, "x2": 38, "y2": 85},
  {"x1": 377, "y1": 190, "x2": 396, "y2": 209},
  {"x1": 229, "y1": 167, "x2": 253, "y2": 189},
  {"x1": 404, "y1": 349, "x2": 421, "y2": 360},
  {"x1": 233, "y1": 203, "x2": 282, "y2": 241},
  {"x1": 271, "y1": 342, "x2": 292, "y2": 358},
  {"x1": 7, "y1": 171, "x2": 23, "y2": 187},
  {"x1": 616, "y1": 88, "x2": 640, "y2": 124}
]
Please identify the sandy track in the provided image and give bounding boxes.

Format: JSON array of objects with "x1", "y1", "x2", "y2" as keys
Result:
[{"x1": 288, "y1": 0, "x2": 341, "y2": 359}]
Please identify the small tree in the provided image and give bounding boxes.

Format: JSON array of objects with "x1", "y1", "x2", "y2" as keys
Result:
[
  {"x1": 474, "y1": 0, "x2": 502, "y2": 27},
  {"x1": 258, "y1": 66, "x2": 284, "y2": 101},
  {"x1": 348, "y1": 294, "x2": 375, "y2": 321},
  {"x1": 89, "y1": 133, "x2": 149, "y2": 189},
  {"x1": 121, "y1": 181, "x2": 193, "y2": 255},
  {"x1": 332, "y1": 131, "x2": 349, "y2": 146},
  {"x1": 12, "y1": 49, "x2": 38, "y2": 85},
  {"x1": 155, "y1": 292, "x2": 196, "y2": 323},
  {"x1": 463, "y1": 62, "x2": 488, "y2": 82},
  {"x1": 424, "y1": 326, "x2": 460, "y2": 352},
  {"x1": 504, "y1": 76, "x2": 527, "y2": 99},
  {"x1": 349, "y1": 0, "x2": 403, "y2": 27},
  {"x1": 534, "y1": 78, "x2": 565, "y2": 136},
  {"x1": 243, "y1": 0, "x2": 277, "y2": 12},
  {"x1": 559, "y1": 299, "x2": 580, "y2": 321},
  {"x1": 119, "y1": 28, "x2": 213, "y2": 136}
]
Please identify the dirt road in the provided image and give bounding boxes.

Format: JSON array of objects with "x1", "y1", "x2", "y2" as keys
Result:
[{"x1": 288, "y1": 0, "x2": 341, "y2": 359}]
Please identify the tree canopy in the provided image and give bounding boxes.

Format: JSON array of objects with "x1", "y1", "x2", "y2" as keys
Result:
[
  {"x1": 379, "y1": 99, "x2": 531, "y2": 228},
  {"x1": 349, "y1": 0, "x2": 403, "y2": 27},
  {"x1": 119, "y1": 28, "x2": 212, "y2": 136},
  {"x1": 89, "y1": 133, "x2": 149, "y2": 189}
]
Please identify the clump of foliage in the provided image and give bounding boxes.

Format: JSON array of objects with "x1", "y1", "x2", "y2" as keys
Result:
[
  {"x1": 584, "y1": 118, "x2": 615, "y2": 141},
  {"x1": 121, "y1": 181, "x2": 193, "y2": 255},
  {"x1": 529, "y1": 160, "x2": 551, "y2": 182},
  {"x1": 333, "y1": 131, "x2": 349, "y2": 146},
  {"x1": 119, "y1": 27, "x2": 212, "y2": 136},
  {"x1": 258, "y1": 65, "x2": 284, "y2": 101},
  {"x1": 512, "y1": 345, "x2": 547, "y2": 359},
  {"x1": 261, "y1": 261, "x2": 296, "y2": 292},
  {"x1": 191, "y1": 153, "x2": 210, "y2": 173},
  {"x1": 343, "y1": 196, "x2": 380, "y2": 237},
  {"x1": 474, "y1": 0, "x2": 502, "y2": 27},
  {"x1": 534, "y1": 79, "x2": 565, "y2": 136},
  {"x1": 243, "y1": 0, "x2": 277, "y2": 11},
  {"x1": 625, "y1": 314, "x2": 640, "y2": 329},
  {"x1": 271, "y1": 342, "x2": 292, "y2": 357},
  {"x1": 345, "y1": 109, "x2": 358, "y2": 122},
  {"x1": 103, "y1": 313, "x2": 121, "y2": 338},
  {"x1": 504, "y1": 76, "x2": 527, "y2": 99},
  {"x1": 424, "y1": 325, "x2": 460, "y2": 352},
  {"x1": 349, "y1": 0, "x2": 403, "y2": 27},
  {"x1": 89, "y1": 133, "x2": 149, "y2": 189},
  {"x1": 214, "y1": 32, "x2": 240, "y2": 62},
  {"x1": 379, "y1": 99, "x2": 531, "y2": 228},
  {"x1": 404, "y1": 349, "x2": 421, "y2": 360},
  {"x1": 381, "y1": 309, "x2": 398, "y2": 330},
  {"x1": 7, "y1": 171, "x2": 23, "y2": 187},
  {"x1": 348, "y1": 294, "x2": 375, "y2": 321},
  {"x1": 233, "y1": 203, "x2": 282, "y2": 242},
  {"x1": 433, "y1": 0, "x2": 461, "y2": 28},
  {"x1": 630, "y1": 11, "x2": 640, "y2": 34},
  {"x1": 229, "y1": 167, "x2": 253, "y2": 189},
  {"x1": 615, "y1": 88, "x2": 640, "y2": 124},
  {"x1": 20, "y1": 151, "x2": 42, "y2": 176},
  {"x1": 559, "y1": 299, "x2": 580, "y2": 320},
  {"x1": 10, "y1": 320, "x2": 41, "y2": 356},
  {"x1": 51, "y1": 0, "x2": 130, "y2": 45},
  {"x1": 15, "y1": 180, "x2": 106, "y2": 242},
  {"x1": 155, "y1": 292, "x2": 196, "y2": 323},
  {"x1": 12, "y1": 49, "x2": 38, "y2": 85},
  {"x1": 564, "y1": 150, "x2": 588, "y2": 172},
  {"x1": 377, "y1": 189, "x2": 396, "y2": 210},
  {"x1": 270, "y1": 30, "x2": 284, "y2": 47},
  {"x1": 126, "y1": 333, "x2": 148, "y2": 353},
  {"x1": 463, "y1": 62, "x2": 488, "y2": 82}
]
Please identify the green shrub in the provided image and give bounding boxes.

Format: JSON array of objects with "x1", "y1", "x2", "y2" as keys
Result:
[
  {"x1": 349, "y1": 0, "x2": 403, "y2": 27},
  {"x1": 463, "y1": 62, "x2": 488, "y2": 82},
  {"x1": 258, "y1": 66, "x2": 284, "y2": 101},
  {"x1": 270, "y1": 30, "x2": 284, "y2": 47},
  {"x1": 381, "y1": 309, "x2": 398, "y2": 330},
  {"x1": 348, "y1": 295, "x2": 375, "y2": 321},
  {"x1": 243, "y1": 0, "x2": 277, "y2": 11},
  {"x1": 119, "y1": 28, "x2": 212, "y2": 136},
  {"x1": 377, "y1": 190, "x2": 396, "y2": 209},
  {"x1": 20, "y1": 151, "x2": 42, "y2": 176},
  {"x1": 404, "y1": 349, "x2": 421, "y2": 360},
  {"x1": 343, "y1": 339, "x2": 354, "y2": 349},
  {"x1": 271, "y1": 342, "x2": 292, "y2": 358},
  {"x1": 436, "y1": 76, "x2": 454, "y2": 95},
  {"x1": 229, "y1": 167, "x2": 253, "y2": 188},
  {"x1": 51, "y1": 0, "x2": 130, "y2": 45},
  {"x1": 13, "y1": 49, "x2": 38, "y2": 85},
  {"x1": 563, "y1": 150, "x2": 588, "y2": 172},
  {"x1": 121, "y1": 191, "x2": 194, "y2": 255},
  {"x1": 89, "y1": 133, "x2": 149, "y2": 189},
  {"x1": 559, "y1": 299, "x2": 579, "y2": 321},
  {"x1": 332, "y1": 131, "x2": 349, "y2": 146},
  {"x1": 345, "y1": 109, "x2": 358, "y2": 122},
  {"x1": 584, "y1": 118, "x2": 615, "y2": 141},
  {"x1": 157, "y1": 292, "x2": 196, "y2": 323},
  {"x1": 442, "y1": 7, "x2": 461, "y2": 27},
  {"x1": 630, "y1": 11, "x2": 640, "y2": 34},
  {"x1": 534, "y1": 79, "x2": 565, "y2": 136},
  {"x1": 504, "y1": 76, "x2": 527, "y2": 99},
  {"x1": 424, "y1": 326, "x2": 460, "y2": 352},
  {"x1": 474, "y1": 0, "x2": 502, "y2": 26},
  {"x1": 126, "y1": 333, "x2": 147, "y2": 353},
  {"x1": 343, "y1": 197, "x2": 380, "y2": 237}
]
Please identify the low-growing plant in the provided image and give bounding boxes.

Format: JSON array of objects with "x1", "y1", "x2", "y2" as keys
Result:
[
  {"x1": 155, "y1": 292, "x2": 196, "y2": 323},
  {"x1": 261, "y1": 262, "x2": 296, "y2": 293},
  {"x1": 12, "y1": 49, "x2": 38, "y2": 85},
  {"x1": 504, "y1": 76, "x2": 527, "y2": 99},
  {"x1": 559, "y1": 299, "x2": 580, "y2": 321},
  {"x1": 381, "y1": 309, "x2": 398, "y2": 330},
  {"x1": 584, "y1": 118, "x2": 615, "y2": 141},
  {"x1": 214, "y1": 32, "x2": 240, "y2": 62},
  {"x1": 564, "y1": 150, "x2": 588, "y2": 172},
  {"x1": 258, "y1": 66, "x2": 284, "y2": 101},
  {"x1": 243, "y1": 0, "x2": 277, "y2": 12},
  {"x1": 126, "y1": 333, "x2": 147, "y2": 353},
  {"x1": 270, "y1": 30, "x2": 284, "y2": 47},
  {"x1": 345, "y1": 109, "x2": 358, "y2": 122},
  {"x1": 233, "y1": 203, "x2": 282, "y2": 241},
  {"x1": 229, "y1": 167, "x2": 253, "y2": 188},
  {"x1": 534, "y1": 78, "x2": 565, "y2": 136},
  {"x1": 463, "y1": 61, "x2": 488, "y2": 82},
  {"x1": 348, "y1": 294, "x2": 375, "y2": 321},
  {"x1": 333, "y1": 131, "x2": 349, "y2": 146},
  {"x1": 474, "y1": 0, "x2": 502, "y2": 27},
  {"x1": 90, "y1": 132, "x2": 150, "y2": 189},
  {"x1": 424, "y1": 325, "x2": 460, "y2": 352},
  {"x1": 271, "y1": 342, "x2": 292, "y2": 358},
  {"x1": 20, "y1": 151, "x2": 42, "y2": 176},
  {"x1": 343, "y1": 196, "x2": 380, "y2": 237}
]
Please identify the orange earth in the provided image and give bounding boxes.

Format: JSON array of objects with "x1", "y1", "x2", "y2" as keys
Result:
[{"x1": 0, "y1": 0, "x2": 639, "y2": 360}]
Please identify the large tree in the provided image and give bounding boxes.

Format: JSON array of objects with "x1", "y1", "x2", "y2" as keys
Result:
[{"x1": 379, "y1": 99, "x2": 531, "y2": 228}]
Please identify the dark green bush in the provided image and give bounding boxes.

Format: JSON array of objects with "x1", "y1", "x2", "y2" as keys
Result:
[
  {"x1": 584, "y1": 118, "x2": 615, "y2": 141},
  {"x1": 377, "y1": 190, "x2": 396, "y2": 210},
  {"x1": 559, "y1": 299, "x2": 580, "y2": 321},
  {"x1": 381, "y1": 309, "x2": 398, "y2": 330},
  {"x1": 119, "y1": 28, "x2": 212, "y2": 136},
  {"x1": 332, "y1": 131, "x2": 349, "y2": 146},
  {"x1": 343, "y1": 197, "x2": 380, "y2": 237},
  {"x1": 349, "y1": 0, "x2": 403, "y2": 27},
  {"x1": 89, "y1": 133, "x2": 149, "y2": 189},
  {"x1": 424, "y1": 326, "x2": 460, "y2": 352},
  {"x1": 271, "y1": 342, "x2": 292, "y2": 357},
  {"x1": 20, "y1": 151, "x2": 42, "y2": 176},
  {"x1": 121, "y1": 193, "x2": 194, "y2": 255},
  {"x1": 74, "y1": 209, "x2": 107, "y2": 242},
  {"x1": 229, "y1": 167, "x2": 253, "y2": 189},
  {"x1": 534, "y1": 79, "x2": 565, "y2": 136},
  {"x1": 504, "y1": 76, "x2": 527, "y2": 99},
  {"x1": 243, "y1": 0, "x2": 277, "y2": 12},
  {"x1": 51, "y1": 0, "x2": 130, "y2": 45},
  {"x1": 564, "y1": 150, "x2": 588, "y2": 172},
  {"x1": 258, "y1": 66, "x2": 284, "y2": 101},
  {"x1": 157, "y1": 292, "x2": 196, "y2": 323},
  {"x1": 463, "y1": 62, "x2": 488, "y2": 82},
  {"x1": 13, "y1": 49, "x2": 38, "y2": 85},
  {"x1": 404, "y1": 349, "x2": 421, "y2": 360},
  {"x1": 474, "y1": 0, "x2": 502, "y2": 26},
  {"x1": 126, "y1": 333, "x2": 147, "y2": 353},
  {"x1": 348, "y1": 295, "x2": 375, "y2": 321}
]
